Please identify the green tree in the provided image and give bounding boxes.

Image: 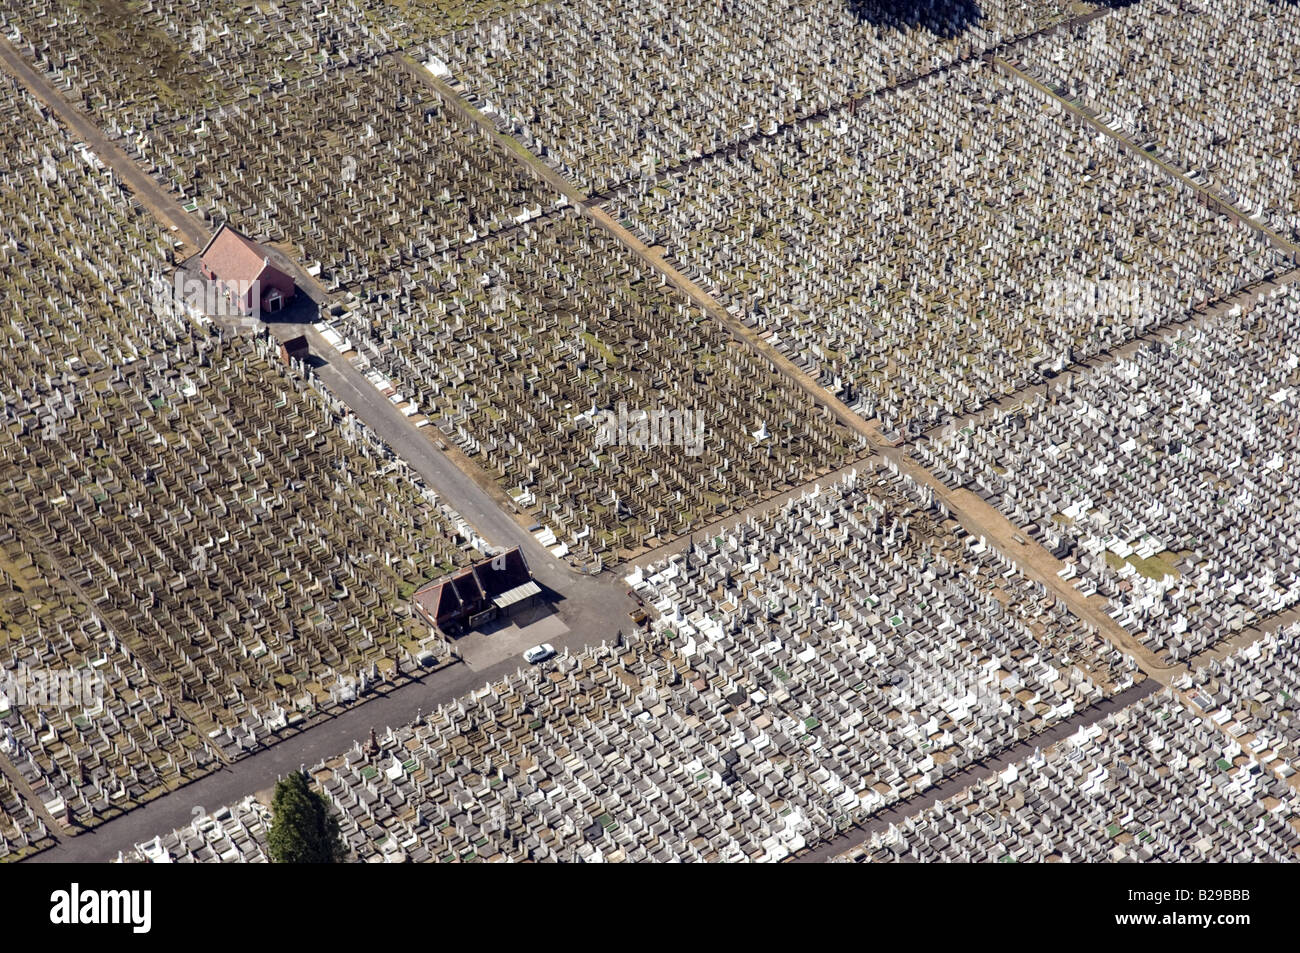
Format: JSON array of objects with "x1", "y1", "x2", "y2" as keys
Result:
[{"x1": 267, "y1": 771, "x2": 348, "y2": 863}]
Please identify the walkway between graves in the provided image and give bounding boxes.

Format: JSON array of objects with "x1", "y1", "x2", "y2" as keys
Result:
[
  {"x1": 917, "y1": 266, "x2": 1300, "y2": 444},
  {"x1": 791, "y1": 676, "x2": 1159, "y2": 862},
  {"x1": 994, "y1": 55, "x2": 1300, "y2": 261}
]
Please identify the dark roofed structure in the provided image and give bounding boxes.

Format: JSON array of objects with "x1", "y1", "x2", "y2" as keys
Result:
[
  {"x1": 413, "y1": 546, "x2": 540, "y2": 635},
  {"x1": 279, "y1": 334, "x2": 309, "y2": 365}
]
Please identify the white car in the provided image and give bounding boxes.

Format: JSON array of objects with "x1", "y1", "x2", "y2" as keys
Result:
[{"x1": 523, "y1": 643, "x2": 556, "y2": 664}]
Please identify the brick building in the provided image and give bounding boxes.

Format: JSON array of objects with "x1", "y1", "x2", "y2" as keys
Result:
[
  {"x1": 413, "y1": 547, "x2": 541, "y2": 636},
  {"x1": 198, "y1": 224, "x2": 296, "y2": 316}
]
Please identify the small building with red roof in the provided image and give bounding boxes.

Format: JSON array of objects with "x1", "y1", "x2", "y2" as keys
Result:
[{"x1": 198, "y1": 224, "x2": 296, "y2": 317}]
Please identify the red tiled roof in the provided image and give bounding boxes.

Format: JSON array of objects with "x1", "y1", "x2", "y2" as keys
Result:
[
  {"x1": 199, "y1": 224, "x2": 274, "y2": 285},
  {"x1": 416, "y1": 578, "x2": 464, "y2": 625}
]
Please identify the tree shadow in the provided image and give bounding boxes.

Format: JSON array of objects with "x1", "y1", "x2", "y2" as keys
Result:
[{"x1": 847, "y1": 0, "x2": 984, "y2": 40}]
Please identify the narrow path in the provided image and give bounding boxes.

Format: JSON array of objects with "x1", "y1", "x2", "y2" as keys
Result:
[
  {"x1": 993, "y1": 55, "x2": 1300, "y2": 260},
  {"x1": 917, "y1": 268, "x2": 1300, "y2": 444},
  {"x1": 792, "y1": 677, "x2": 1159, "y2": 862},
  {"x1": 0, "y1": 36, "x2": 209, "y2": 256}
]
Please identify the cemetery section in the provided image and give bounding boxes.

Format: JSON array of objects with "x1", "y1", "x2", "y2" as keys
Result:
[
  {"x1": 608, "y1": 59, "x2": 1288, "y2": 437},
  {"x1": 0, "y1": 74, "x2": 483, "y2": 831},
  {"x1": 0, "y1": 0, "x2": 388, "y2": 132},
  {"x1": 1015, "y1": 0, "x2": 1300, "y2": 247},
  {"x1": 123, "y1": 466, "x2": 1146, "y2": 862},
  {"x1": 423, "y1": 0, "x2": 1100, "y2": 193},
  {"x1": 838, "y1": 625, "x2": 1300, "y2": 862},
  {"x1": 917, "y1": 286, "x2": 1300, "y2": 663},
  {"x1": 329, "y1": 209, "x2": 868, "y2": 568},
  {"x1": 134, "y1": 56, "x2": 563, "y2": 289}
]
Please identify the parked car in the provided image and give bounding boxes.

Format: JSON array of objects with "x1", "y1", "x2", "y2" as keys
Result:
[{"x1": 523, "y1": 643, "x2": 556, "y2": 664}]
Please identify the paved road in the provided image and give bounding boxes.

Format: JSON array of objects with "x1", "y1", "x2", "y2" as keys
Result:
[
  {"x1": 407, "y1": 48, "x2": 1174, "y2": 684},
  {"x1": 792, "y1": 677, "x2": 1160, "y2": 862},
  {"x1": 26, "y1": 653, "x2": 545, "y2": 863},
  {"x1": 0, "y1": 39, "x2": 634, "y2": 860}
]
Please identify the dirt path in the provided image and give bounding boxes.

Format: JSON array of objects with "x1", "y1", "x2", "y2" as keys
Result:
[
  {"x1": 0, "y1": 36, "x2": 208, "y2": 256},
  {"x1": 994, "y1": 55, "x2": 1300, "y2": 260},
  {"x1": 406, "y1": 52, "x2": 1174, "y2": 683}
]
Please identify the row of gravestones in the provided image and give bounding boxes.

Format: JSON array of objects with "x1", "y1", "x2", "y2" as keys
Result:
[
  {"x1": 426, "y1": 0, "x2": 1092, "y2": 194},
  {"x1": 128, "y1": 466, "x2": 1141, "y2": 862},
  {"x1": 1019, "y1": 0, "x2": 1300, "y2": 244},
  {"x1": 0, "y1": 76, "x2": 478, "y2": 837}
]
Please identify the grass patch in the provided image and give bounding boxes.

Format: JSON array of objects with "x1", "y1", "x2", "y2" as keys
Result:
[{"x1": 1103, "y1": 551, "x2": 1182, "y2": 581}]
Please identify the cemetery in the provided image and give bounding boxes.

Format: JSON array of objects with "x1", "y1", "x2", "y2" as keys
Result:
[
  {"x1": 1016, "y1": 0, "x2": 1300, "y2": 245},
  {"x1": 330, "y1": 210, "x2": 866, "y2": 567},
  {"x1": 0, "y1": 73, "x2": 483, "y2": 832},
  {"x1": 842, "y1": 627, "x2": 1300, "y2": 862},
  {"x1": 423, "y1": 0, "x2": 1096, "y2": 193},
  {"x1": 3, "y1": 9, "x2": 865, "y2": 568},
  {"x1": 124, "y1": 467, "x2": 1145, "y2": 862},
  {"x1": 918, "y1": 286, "x2": 1300, "y2": 662},
  {"x1": 1, "y1": 0, "x2": 1298, "y2": 867},
  {"x1": 608, "y1": 59, "x2": 1287, "y2": 437}
]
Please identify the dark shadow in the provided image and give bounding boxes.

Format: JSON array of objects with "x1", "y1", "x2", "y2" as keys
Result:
[
  {"x1": 532, "y1": 580, "x2": 568, "y2": 607},
  {"x1": 847, "y1": 0, "x2": 984, "y2": 40},
  {"x1": 475, "y1": 613, "x2": 518, "y2": 636},
  {"x1": 260, "y1": 287, "x2": 320, "y2": 326}
]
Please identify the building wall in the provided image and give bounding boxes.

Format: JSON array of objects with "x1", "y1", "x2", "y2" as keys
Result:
[{"x1": 259, "y1": 267, "x2": 296, "y2": 310}]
